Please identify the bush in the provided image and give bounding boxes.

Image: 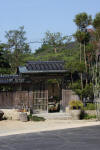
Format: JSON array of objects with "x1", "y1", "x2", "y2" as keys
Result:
[
  {"x1": 79, "y1": 110, "x2": 96, "y2": 120},
  {"x1": 69, "y1": 100, "x2": 83, "y2": 110},
  {"x1": 0, "y1": 110, "x2": 4, "y2": 121},
  {"x1": 84, "y1": 103, "x2": 96, "y2": 110},
  {"x1": 2, "y1": 116, "x2": 7, "y2": 120},
  {"x1": 83, "y1": 113, "x2": 96, "y2": 119},
  {"x1": 79, "y1": 103, "x2": 96, "y2": 119},
  {"x1": 79, "y1": 110, "x2": 85, "y2": 119},
  {"x1": 28, "y1": 115, "x2": 45, "y2": 121}
]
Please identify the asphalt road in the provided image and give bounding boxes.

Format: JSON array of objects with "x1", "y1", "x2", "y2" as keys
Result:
[{"x1": 0, "y1": 125, "x2": 100, "y2": 150}]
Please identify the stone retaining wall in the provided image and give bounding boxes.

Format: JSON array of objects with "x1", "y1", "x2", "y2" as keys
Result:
[
  {"x1": 1, "y1": 109, "x2": 20, "y2": 120},
  {"x1": 1, "y1": 109, "x2": 30, "y2": 120},
  {"x1": 85, "y1": 110, "x2": 96, "y2": 116}
]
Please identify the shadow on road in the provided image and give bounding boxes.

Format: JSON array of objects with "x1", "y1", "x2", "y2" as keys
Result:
[{"x1": 0, "y1": 125, "x2": 100, "y2": 150}]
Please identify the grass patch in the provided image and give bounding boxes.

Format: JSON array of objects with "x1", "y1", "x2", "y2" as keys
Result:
[
  {"x1": 28, "y1": 115, "x2": 45, "y2": 121},
  {"x1": 84, "y1": 103, "x2": 96, "y2": 110}
]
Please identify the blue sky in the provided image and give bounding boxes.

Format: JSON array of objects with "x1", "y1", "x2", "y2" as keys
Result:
[{"x1": 0, "y1": 0, "x2": 100, "y2": 51}]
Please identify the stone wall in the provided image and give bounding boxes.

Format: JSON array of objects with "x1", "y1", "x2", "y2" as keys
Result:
[
  {"x1": 1, "y1": 109, "x2": 20, "y2": 120},
  {"x1": 85, "y1": 110, "x2": 96, "y2": 116}
]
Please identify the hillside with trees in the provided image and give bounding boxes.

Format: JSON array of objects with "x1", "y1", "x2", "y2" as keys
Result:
[{"x1": 0, "y1": 12, "x2": 100, "y2": 101}]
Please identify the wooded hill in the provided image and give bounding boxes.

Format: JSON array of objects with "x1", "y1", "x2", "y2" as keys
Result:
[{"x1": 0, "y1": 12, "x2": 100, "y2": 101}]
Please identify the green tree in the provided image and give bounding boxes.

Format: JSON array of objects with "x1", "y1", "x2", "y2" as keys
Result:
[
  {"x1": 43, "y1": 31, "x2": 71, "y2": 53},
  {"x1": 92, "y1": 12, "x2": 100, "y2": 99},
  {"x1": 74, "y1": 12, "x2": 92, "y2": 31},
  {"x1": 0, "y1": 43, "x2": 11, "y2": 74},
  {"x1": 74, "y1": 12, "x2": 92, "y2": 86},
  {"x1": 5, "y1": 26, "x2": 31, "y2": 72}
]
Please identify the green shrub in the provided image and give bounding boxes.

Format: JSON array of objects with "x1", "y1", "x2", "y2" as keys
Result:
[
  {"x1": 79, "y1": 110, "x2": 85, "y2": 119},
  {"x1": 79, "y1": 111, "x2": 96, "y2": 120},
  {"x1": 28, "y1": 115, "x2": 45, "y2": 121},
  {"x1": 2, "y1": 116, "x2": 7, "y2": 120},
  {"x1": 69, "y1": 100, "x2": 83, "y2": 110},
  {"x1": 83, "y1": 113, "x2": 96, "y2": 119},
  {"x1": 84, "y1": 103, "x2": 96, "y2": 110}
]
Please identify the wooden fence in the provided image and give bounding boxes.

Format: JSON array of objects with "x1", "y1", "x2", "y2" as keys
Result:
[
  {"x1": 0, "y1": 90, "x2": 79, "y2": 112},
  {"x1": 0, "y1": 91, "x2": 33, "y2": 109},
  {"x1": 62, "y1": 89, "x2": 80, "y2": 111}
]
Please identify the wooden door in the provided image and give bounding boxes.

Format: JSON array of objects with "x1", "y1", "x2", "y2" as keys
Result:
[
  {"x1": 33, "y1": 90, "x2": 48, "y2": 113},
  {"x1": 62, "y1": 89, "x2": 70, "y2": 111}
]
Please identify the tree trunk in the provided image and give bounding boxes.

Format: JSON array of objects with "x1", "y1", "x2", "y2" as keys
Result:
[
  {"x1": 80, "y1": 43, "x2": 82, "y2": 62},
  {"x1": 84, "y1": 42, "x2": 88, "y2": 85},
  {"x1": 80, "y1": 43, "x2": 83, "y2": 89},
  {"x1": 80, "y1": 73, "x2": 83, "y2": 89},
  {"x1": 54, "y1": 47, "x2": 57, "y2": 53},
  {"x1": 71, "y1": 72, "x2": 73, "y2": 85},
  {"x1": 95, "y1": 55, "x2": 98, "y2": 86}
]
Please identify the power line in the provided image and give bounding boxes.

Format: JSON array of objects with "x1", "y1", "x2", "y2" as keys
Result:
[
  {"x1": 29, "y1": 41, "x2": 43, "y2": 44},
  {"x1": 28, "y1": 34, "x2": 73, "y2": 44}
]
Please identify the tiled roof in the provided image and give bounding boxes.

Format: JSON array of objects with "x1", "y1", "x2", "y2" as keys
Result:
[
  {"x1": 18, "y1": 61, "x2": 66, "y2": 74},
  {"x1": 0, "y1": 75, "x2": 24, "y2": 84}
]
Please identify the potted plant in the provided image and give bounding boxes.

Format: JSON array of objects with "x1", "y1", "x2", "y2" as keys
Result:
[{"x1": 69, "y1": 100, "x2": 83, "y2": 120}]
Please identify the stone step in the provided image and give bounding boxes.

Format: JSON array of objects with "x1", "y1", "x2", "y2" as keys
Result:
[{"x1": 33, "y1": 113, "x2": 72, "y2": 120}]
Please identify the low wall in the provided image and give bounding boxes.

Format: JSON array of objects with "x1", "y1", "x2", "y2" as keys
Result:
[
  {"x1": 66, "y1": 107, "x2": 96, "y2": 120},
  {"x1": 1, "y1": 109, "x2": 20, "y2": 120},
  {"x1": 85, "y1": 110, "x2": 96, "y2": 116},
  {"x1": 1, "y1": 109, "x2": 30, "y2": 120}
]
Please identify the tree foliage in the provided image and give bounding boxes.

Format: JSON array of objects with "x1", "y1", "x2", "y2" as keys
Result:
[
  {"x1": 0, "y1": 44, "x2": 11, "y2": 74},
  {"x1": 0, "y1": 12, "x2": 100, "y2": 100},
  {"x1": 5, "y1": 26, "x2": 32, "y2": 72},
  {"x1": 74, "y1": 12, "x2": 92, "y2": 31}
]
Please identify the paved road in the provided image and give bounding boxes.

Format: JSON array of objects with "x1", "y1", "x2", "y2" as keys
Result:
[{"x1": 0, "y1": 125, "x2": 100, "y2": 150}]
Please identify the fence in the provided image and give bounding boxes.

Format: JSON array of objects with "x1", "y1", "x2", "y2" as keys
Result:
[
  {"x1": 62, "y1": 89, "x2": 80, "y2": 111},
  {"x1": 0, "y1": 90, "x2": 48, "y2": 112},
  {"x1": 0, "y1": 91, "x2": 33, "y2": 109},
  {"x1": 0, "y1": 90, "x2": 80, "y2": 112}
]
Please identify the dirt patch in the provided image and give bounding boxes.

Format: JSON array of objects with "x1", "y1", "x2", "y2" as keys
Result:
[{"x1": 0, "y1": 119, "x2": 100, "y2": 137}]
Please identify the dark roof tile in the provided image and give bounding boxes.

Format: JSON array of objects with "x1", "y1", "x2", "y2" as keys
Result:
[
  {"x1": 0, "y1": 75, "x2": 24, "y2": 84},
  {"x1": 26, "y1": 61, "x2": 65, "y2": 71}
]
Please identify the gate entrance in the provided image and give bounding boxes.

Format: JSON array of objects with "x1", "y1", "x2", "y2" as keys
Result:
[
  {"x1": 33, "y1": 91, "x2": 48, "y2": 113},
  {"x1": 32, "y1": 81, "x2": 48, "y2": 113}
]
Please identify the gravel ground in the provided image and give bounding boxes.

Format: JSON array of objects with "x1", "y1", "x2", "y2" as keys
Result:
[{"x1": 0, "y1": 119, "x2": 100, "y2": 137}]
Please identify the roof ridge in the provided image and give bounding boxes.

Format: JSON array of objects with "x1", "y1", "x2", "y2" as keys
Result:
[{"x1": 27, "y1": 61, "x2": 64, "y2": 64}]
